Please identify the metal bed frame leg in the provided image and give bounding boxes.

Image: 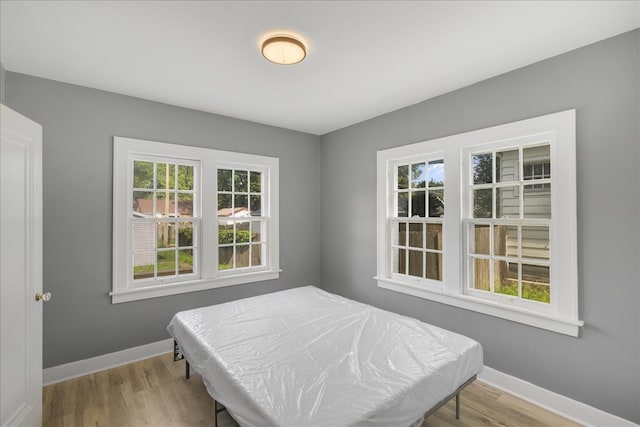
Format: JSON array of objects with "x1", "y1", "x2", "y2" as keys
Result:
[
  {"x1": 176, "y1": 336, "x2": 225, "y2": 427},
  {"x1": 423, "y1": 375, "x2": 474, "y2": 421},
  {"x1": 212, "y1": 399, "x2": 227, "y2": 427}
]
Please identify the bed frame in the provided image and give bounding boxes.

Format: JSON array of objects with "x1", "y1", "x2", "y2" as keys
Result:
[{"x1": 174, "y1": 340, "x2": 476, "y2": 426}]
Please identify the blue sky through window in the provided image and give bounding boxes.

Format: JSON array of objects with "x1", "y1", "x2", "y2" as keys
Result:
[{"x1": 428, "y1": 161, "x2": 444, "y2": 185}]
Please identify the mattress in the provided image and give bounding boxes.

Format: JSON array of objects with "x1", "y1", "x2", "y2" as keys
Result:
[{"x1": 167, "y1": 286, "x2": 483, "y2": 427}]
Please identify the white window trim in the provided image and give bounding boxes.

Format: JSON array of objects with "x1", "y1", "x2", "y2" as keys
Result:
[
  {"x1": 376, "y1": 110, "x2": 583, "y2": 336},
  {"x1": 112, "y1": 137, "x2": 280, "y2": 303}
]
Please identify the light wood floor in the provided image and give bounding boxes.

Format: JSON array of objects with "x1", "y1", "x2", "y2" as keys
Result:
[{"x1": 43, "y1": 352, "x2": 582, "y2": 427}]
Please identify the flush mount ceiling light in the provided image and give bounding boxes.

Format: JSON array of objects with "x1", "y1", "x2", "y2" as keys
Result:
[{"x1": 261, "y1": 34, "x2": 307, "y2": 65}]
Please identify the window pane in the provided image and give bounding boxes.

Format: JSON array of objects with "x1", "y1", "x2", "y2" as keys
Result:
[
  {"x1": 473, "y1": 188, "x2": 492, "y2": 218},
  {"x1": 251, "y1": 221, "x2": 262, "y2": 242},
  {"x1": 428, "y1": 160, "x2": 444, "y2": 187},
  {"x1": 397, "y1": 165, "x2": 409, "y2": 190},
  {"x1": 251, "y1": 244, "x2": 263, "y2": 267},
  {"x1": 395, "y1": 249, "x2": 407, "y2": 274},
  {"x1": 411, "y1": 191, "x2": 425, "y2": 217},
  {"x1": 426, "y1": 253, "x2": 442, "y2": 281},
  {"x1": 178, "y1": 249, "x2": 194, "y2": 275},
  {"x1": 250, "y1": 195, "x2": 261, "y2": 216},
  {"x1": 524, "y1": 184, "x2": 551, "y2": 218},
  {"x1": 178, "y1": 222, "x2": 194, "y2": 247},
  {"x1": 521, "y1": 226, "x2": 549, "y2": 260},
  {"x1": 496, "y1": 186, "x2": 519, "y2": 218},
  {"x1": 133, "y1": 191, "x2": 154, "y2": 217},
  {"x1": 218, "y1": 169, "x2": 232, "y2": 191},
  {"x1": 411, "y1": 163, "x2": 426, "y2": 188},
  {"x1": 234, "y1": 170, "x2": 248, "y2": 192},
  {"x1": 397, "y1": 192, "x2": 408, "y2": 217},
  {"x1": 133, "y1": 161, "x2": 154, "y2": 189},
  {"x1": 523, "y1": 145, "x2": 551, "y2": 179},
  {"x1": 496, "y1": 149, "x2": 519, "y2": 182},
  {"x1": 236, "y1": 221, "x2": 250, "y2": 243},
  {"x1": 235, "y1": 245, "x2": 250, "y2": 268},
  {"x1": 132, "y1": 222, "x2": 155, "y2": 251},
  {"x1": 473, "y1": 153, "x2": 492, "y2": 184},
  {"x1": 523, "y1": 164, "x2": 532, "y2": 178},
  {"x1": 250, "y1": 171, "x2": 262, "y2": 193},
  {"x1": 522, "y1": 264, "x2": 550, "y2": 303},
  {"x1": 156, "y1": 222, "x2": 176, "y2": 248},
  {"x1": 218, "y1": 223, "x2": 234, "y2": 244},
  {"x1": 408, "y1": 223, "x2": 423, "y2": 248},
  {"x1": 219, "y1": 246, "x2": 233, "y2": 270},
  {"x1": 133, "y1": 252, "x2": 155, "y2": 280},
  {"x1": 157, "y1": 250, "x2": 176, "y2": 277},
  {"x1": 178, "y1": 193, "x2": 194, "y2": 217},
  {"x1": 472, "y1": 258, "x2": 490, "y2": 291},
  {"x1": 394, "y1": 222, "x2": 407, "y2": 246},
  {"x1": 234, "y1": 194, "x2": 248, "y2": 212},
  {"x1": 472, "y1": 224, "x2": 490, "y2": 255},
  {"x1": 494, "y1": 225, "x2": 518, "y2": 257},
  {"x1": 218, "y1": 194, "x2": 232, "y2": 214},
  {"x1": 156, "y1": 192, "x2": 176, "y2": 217},
  {"x1": 177, "y1": 165, "x2": 194, "y2": 191},
  {"x1": 494, "y1": 260, "x2": 518, "y2": 296},
  {"x1": 156, "y1": 163, "x2": 175, "y2": 190},
  {"x1": 426, "y1": 224, "x2": 442, "y2": 250},
  {"x1": 408, "y1": 250, "x2": 423, "y2": 278},
  {"x1": 428, "y1": 190, "x2": 444, "y2": 217}
]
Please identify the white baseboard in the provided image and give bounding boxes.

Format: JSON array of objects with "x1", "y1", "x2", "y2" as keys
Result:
[
  {"x1": 43, "y1": 342, "x2": 637, "y2": 426},
  {"x1": 478, "y1": 366, "x2": 638, "y2": 427},
  {"x1": 43, "y1": 338, "x2": 173, "y2": 386}
]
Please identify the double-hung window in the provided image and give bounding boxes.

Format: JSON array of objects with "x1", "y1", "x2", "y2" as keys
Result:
[
  {"x1": 390, "y1": 157, "x2": 445, "y2": 283},
  {"x1": 376, "y1": 110, "x2": 582, "y2": 336},
  {"x1": 112, "y1": 137, "x2": 279, "y2": 303},
  {"x1": 464, "y1": 144, "x2": 553, "y2": 310},
  {"x1": 216, "y1": 165, "x2": 268, "y2": 272},
  {"x1": 130, "y1": 157, "x2": 199, "y2": 282}
]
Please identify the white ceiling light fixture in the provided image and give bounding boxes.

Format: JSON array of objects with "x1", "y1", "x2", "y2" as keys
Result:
[{"x1": 261, "y1": 34, "x2": 307, "y2": 65}]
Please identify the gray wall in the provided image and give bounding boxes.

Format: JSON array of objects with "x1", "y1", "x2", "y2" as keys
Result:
[
  {"x1": 0, "y1": 62, "x2": 6, "y2": 104},
  {"x1": 319, "y1": 29, "x2": 640, "y2": 422},
  {"x1": 5, "y1": 74, "x2": 321, "y2": 368}
]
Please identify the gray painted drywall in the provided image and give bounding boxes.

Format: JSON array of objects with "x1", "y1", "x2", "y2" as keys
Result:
[
  {"x1": 5, "y1": 73, "x2": 321, "y2": 368},
  {"x1": 319, "y1": 29, "x2": 640, "y2": 422},
  {"x1": 0, "y1": 62, "x2": 6, "y2": 104}
]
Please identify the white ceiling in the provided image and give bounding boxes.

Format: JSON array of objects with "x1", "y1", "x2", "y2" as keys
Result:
[{"x1": 1, "y1": 1, "x2": 639, "y2": 135}]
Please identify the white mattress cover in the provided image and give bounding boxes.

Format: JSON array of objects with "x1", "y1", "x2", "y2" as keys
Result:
[{"x1": 167, "y1": 286, "x2": 483, "y2": 427}]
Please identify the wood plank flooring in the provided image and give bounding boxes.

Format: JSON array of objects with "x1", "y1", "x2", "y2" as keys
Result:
[{"x1": 43, "y1": 352, "x2": 582, "y2": 427}]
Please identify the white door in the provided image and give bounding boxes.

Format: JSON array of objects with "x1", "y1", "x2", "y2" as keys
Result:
[{"x1": 1, "y1": 104, "x2": 44, "y2": 427}]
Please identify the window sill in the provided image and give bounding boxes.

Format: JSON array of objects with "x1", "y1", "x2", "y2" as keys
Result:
[
  {"x1": 375, "y1": 276, "x2": 583, "y2": 337},
  {"x1": 111, "y1": 270, "x2": 281, "y2": 303}
]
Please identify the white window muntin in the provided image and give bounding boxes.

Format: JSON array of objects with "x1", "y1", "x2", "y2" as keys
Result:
[
  {"x1": 389, "y1": 218, "x2": 444, "y2": 286},
  {"x1": 127, "y1": 153, "x2": 201, "y2": 288},
  {"x1": 464, "y1": 221, "x2": 553, "y2": 315}
]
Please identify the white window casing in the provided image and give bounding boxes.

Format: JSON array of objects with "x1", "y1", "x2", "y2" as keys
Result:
[
  {"x1": 376, "y1": 110, "x2": 583, "y2": 336},
  {"x1": 112, "y1": 137, "x2": 280, "y2": 303}
]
